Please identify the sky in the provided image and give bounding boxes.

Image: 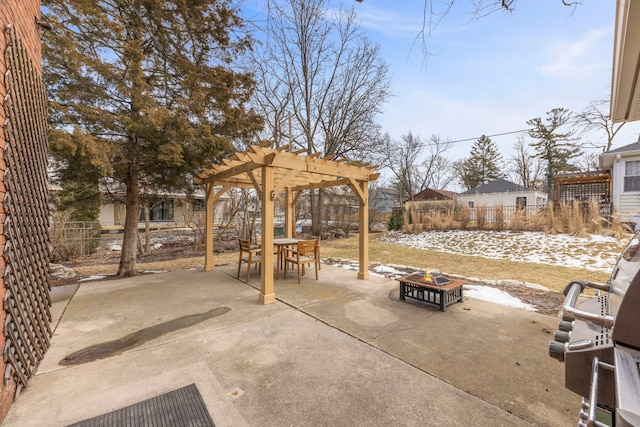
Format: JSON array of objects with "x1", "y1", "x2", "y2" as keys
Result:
[
  {"x1": 240, "y1": 1, "x2": 640, "y2": 185},
  {"x1": 348, "y1": 1, "x2": 640, "y2": 162}
]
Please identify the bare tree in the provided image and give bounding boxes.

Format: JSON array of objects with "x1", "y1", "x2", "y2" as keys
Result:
[
  {"x1": 257, "y1": 0, "x2": 391, "y2": 159},
  {"x1": 573, "y1": 152, "x2": 600, "y2": 172},
  {"x1": 382, "y1": 132, "x2": 454, "y2": 200},
  {"x1": 250, "y1": 48, "x2": 293, "y2": 147},
  {"x1": 254, "y1": 0, "x2": 391, "y2": 234},
  {"x1": 575, "y1": 99, "x2": 626, "y2": 153},
  {"x1": 421, "y1": 135, "x2": 456, "y2": 190},
  {"x1": 509, "y1": 136, "x2": 543, "y2": 189}
]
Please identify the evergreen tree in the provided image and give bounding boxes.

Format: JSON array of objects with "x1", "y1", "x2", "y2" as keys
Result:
[
  {"x1": 459, "y1": 135, "x2": 504, "y2": 190},
  {"x1": 49, "y1": 132, "x2": 102, "y2": 221},
  {"x1": 43, "y1": 0, "x2": 263, "y2": 276},
  {"x1": 526, "y1": 108, "x2": 581, "y2": 195}
]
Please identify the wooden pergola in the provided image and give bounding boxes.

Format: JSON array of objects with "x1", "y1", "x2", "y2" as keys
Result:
[{"x1": 193, "y1": 143, "x2": 380, "y2": 304}]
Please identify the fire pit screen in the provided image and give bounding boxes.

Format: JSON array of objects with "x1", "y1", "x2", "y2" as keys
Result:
[{"x1": 403, "y1": 272, "x2": 452, "y2": 287}]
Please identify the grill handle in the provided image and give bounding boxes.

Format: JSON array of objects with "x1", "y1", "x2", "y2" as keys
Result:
[
  {"x1": 562, "y1": 281, "x2": 615, "y2": 329},
  {"x1": 579, "y1": 356, "x2": 614, "y2": 427}
]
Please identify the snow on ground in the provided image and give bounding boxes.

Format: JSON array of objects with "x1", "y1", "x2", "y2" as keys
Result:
[
  {"x1": 464, "y1": 285, "x2": 537, "y2": 311},
  {"x1": 333, "y1": 259, "x2": 542, "y2": 311},
  {"x1": 330, "y1": 230, "x2": 635, "y2": 312},
  {"x1": 78, "y1": 275, "x2": 107, "y2": 282},
  {"x1": 379, "y1": 230, "x2": 630, "y2": 273}
]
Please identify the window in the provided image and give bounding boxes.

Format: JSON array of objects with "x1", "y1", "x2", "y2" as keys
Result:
[
  {"x1": 468, "y1": 201, "x2": 474, "y2": 208},
  {"x1": 191, "y1": 199, "x2": 205, "y2": 210},
  {"x1": 140, "y1": 199, "x2": 174, "y2": 222},
  {"x1": 625, "y1": 161, "x2": 640, "y2": 192},
  {"x1": 515, "y1": 197, "x2": 527, "y2": 208}
]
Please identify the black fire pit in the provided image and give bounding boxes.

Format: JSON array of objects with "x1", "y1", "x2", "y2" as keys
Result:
[{"x1": 398, "y1": 272, "x2": 465, "y2": 312}]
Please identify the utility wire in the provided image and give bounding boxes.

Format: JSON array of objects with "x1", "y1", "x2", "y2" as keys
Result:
[
  {"x1": 403, "y1": 128, "x2": 534, "y2": 149},
  {"x1": 443, "y1": 128, "x2": 534, "y2": 145},
  {"x1": 405, "y1": 115, "x2": 591, "y2": 148}
]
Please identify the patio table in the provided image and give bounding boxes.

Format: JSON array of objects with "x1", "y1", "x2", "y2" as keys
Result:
[{"x1": 274, "y1": 238, "x2": 300, "y2": 279}]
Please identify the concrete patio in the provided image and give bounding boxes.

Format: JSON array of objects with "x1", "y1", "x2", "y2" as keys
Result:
[{"x1": 2, "y1": 264, "x2": 578, "y2": 426}]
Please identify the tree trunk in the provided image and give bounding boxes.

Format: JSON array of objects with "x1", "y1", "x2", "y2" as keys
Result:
[
  {"x1": 144, "y1": 204, "x2": 150, "y2": 254},
  {"x1": 310, "y1": 189, "x2": 321, "y2": 235},
  {"x1": 118, "y1": 165, "x2": 139, "y2": 276}
]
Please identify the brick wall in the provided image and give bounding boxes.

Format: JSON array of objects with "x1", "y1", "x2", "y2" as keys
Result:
[{"x1": 0, "y1": 0, "x2": 43, "y2": 422}]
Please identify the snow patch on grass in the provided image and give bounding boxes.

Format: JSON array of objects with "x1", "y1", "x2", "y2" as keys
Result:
[{"x1": 380, "y1": 230, "x2": 627, "y2": 273}]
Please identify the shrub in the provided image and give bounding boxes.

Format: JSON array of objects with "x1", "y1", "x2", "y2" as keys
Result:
[
  {"x1": 586, "y1": 200, "x2": 605, "y2": 235},
  {"x1": 494, "y1": 204, "x2": 505, "y2": 231},
  {"x1": 568, "y1": 200, "x2": 588, "y2": 237},
  {"x1": 607, "y1": 208, "x2": 635, "y2": 239},
  {"x1": 476, "y1": 205, "x2": 487, "y2": 230},
  {"x1": 50, "y1": 211, "x2": 101, "y2": 262},
  {"x1": 509, "y1": 208, "x2": 526, "y2": 231},
  {"x1": 388, "y1": 209, "x2": 404, "y2": 231},
  {"x1": 458, "y1": 205, "x2": 472, "y2": 229}
]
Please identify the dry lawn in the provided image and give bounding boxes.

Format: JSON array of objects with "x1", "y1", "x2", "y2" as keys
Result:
[
  {"x1": 68, "y1": 234, "x2": 611, "y2": 294},
  {"x1": 323, "y1": 234, "x2": 610, "y2": 293}
]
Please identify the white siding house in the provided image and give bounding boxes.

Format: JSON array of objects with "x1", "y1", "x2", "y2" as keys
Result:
[
  {"x1": 456, "y1": 179, "x2": 548, "y2": 219},
  {"x1": 98, "y1": 189, "x2": 233, "y2": 231},
  {"x1": 599, "y1": 141, "x2": 640, "y2": 228}
]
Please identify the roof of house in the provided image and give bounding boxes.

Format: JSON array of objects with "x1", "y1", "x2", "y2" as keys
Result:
[
  {"x1": 599, "y1": 140, "x2": 640, "y2": 169},
  {"x1": 374, "y1": 188, "x2": 397, "y2": 196},
  {"x1": 603, "y1": 141, "x2": 640, "y2": 155},
  {"x1": 460, "y1": 178, "x2": 534, "y2": 195},
  {"x1": 407, "y1": 188, "x2": 456, "y2": 202}
]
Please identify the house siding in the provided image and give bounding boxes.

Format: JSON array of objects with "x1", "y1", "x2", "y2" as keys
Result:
[
  {"x1": 456, "y1": 191, "x2": 547, "y2": 221},
  {"x1": 618, "y1": 194, "x2": 640, "y2": 223},
  {"x1": 456, "y1": 191, "x2": 547, "y2": 208},
  {"x1": 609, "y1": 154, "x2": 640, "y2": 227},
  {"x1": 98, "y1": 196, "x2": 231, "y2": 230}
]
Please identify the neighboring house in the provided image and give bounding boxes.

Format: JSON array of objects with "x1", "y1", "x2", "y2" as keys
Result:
[
  {"x1": 99, "y1": 189, "x2": 234, "y2": 231},
  {"x1": 370, "y1": 187, "x2": 399, "y2": 213},
  {"x1": 404, "y1": 188, "x2": 456, "y2": 210},
  {"x1": 599, "y1": 140, "x2": 640, "y2": 227},
  {"x1": 456, "y1": 179, "x2": 548, "y2": 211}
]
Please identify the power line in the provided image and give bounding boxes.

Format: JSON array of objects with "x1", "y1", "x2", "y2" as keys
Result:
[
  {"x1": 427, "y1": 115, "x2": 594, "y2": 147},
  {"x1": 443, "y1": 128, "x2": 534, "y2": 145},
  {"x1": 403, "y1": 128, "x2": 534, "y2": 149}
]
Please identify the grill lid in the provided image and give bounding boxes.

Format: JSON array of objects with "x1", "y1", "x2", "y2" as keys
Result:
[{"x1": 611, "y1": 271, "x2": 640, "y2": 349}]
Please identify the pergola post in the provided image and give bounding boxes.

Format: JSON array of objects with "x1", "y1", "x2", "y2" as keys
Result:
[
  {"x1": 358, "y1": 180, "x2": 369, "y2": 280},
  {"x1": 285, "y1": 187, "x2": 294, "y2": 238},
  {"x1": 204, "y1": 182, "x2": 215, "y2": 272},
  {"x1": 260, "y1": 165, "x2": 276, "y2": 304}
]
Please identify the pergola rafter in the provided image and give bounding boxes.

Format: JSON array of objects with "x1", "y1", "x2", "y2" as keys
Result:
[{"x1": 194, "y1": 144, "x2": 379, "y2": 305}]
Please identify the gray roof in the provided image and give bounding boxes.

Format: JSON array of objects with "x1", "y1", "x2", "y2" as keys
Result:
[
  {"x1": 603, "y1": 141, "x2": 640, "y2": 154},
  {"x1": 461, "y1": 179, "x2": 533, "y2": 195}
]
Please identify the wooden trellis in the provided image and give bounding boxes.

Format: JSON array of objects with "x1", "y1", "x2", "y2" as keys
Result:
[
  {"x1": 194, "y1": 144, "x2": 379, "y2": 304},
  {"x1": 2, "y1": 25, "x2": 52, "y2": 390}
]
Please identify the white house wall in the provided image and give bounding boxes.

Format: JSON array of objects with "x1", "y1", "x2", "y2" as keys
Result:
[
  {"x1": 611, "y1": 155, "x2": 640, "y2": 227},
  {"x1": 456, "y1": 191, "x2": 547, "y2": 208},
  {"x1": 618, "y1": 194, "x2": 640, "y2": 220},
  {"x1": 98, "y1": 198, "x2": 230, "y2": 230},
  {"x1": 98, "y1": 202, "x2": 116, "y2": 225}
]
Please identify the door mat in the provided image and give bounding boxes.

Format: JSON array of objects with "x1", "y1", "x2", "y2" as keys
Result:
[{"x1": 66, "y1": 383, "x2": 215, "y2": 427}]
